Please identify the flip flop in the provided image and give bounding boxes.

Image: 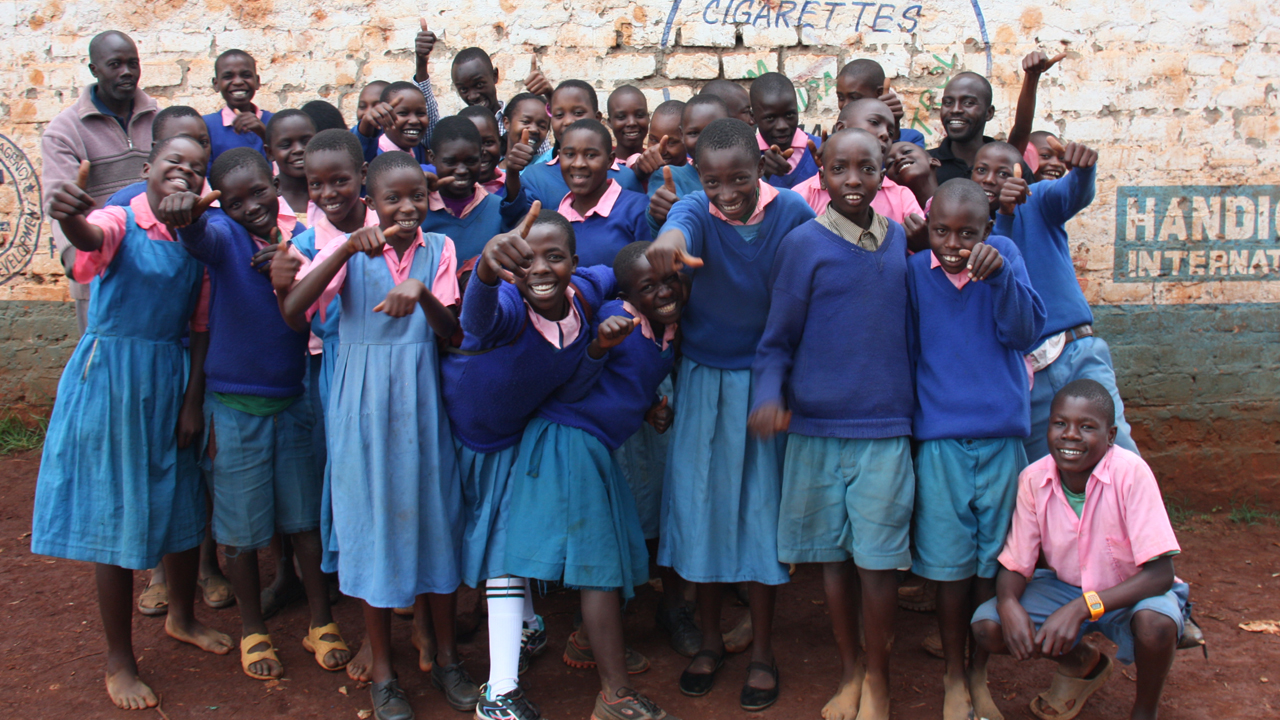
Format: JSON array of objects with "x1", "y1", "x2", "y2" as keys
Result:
[
  {"x1": 137, "y1": 582, "x2": 168, "y2": 617},
  {"x1": 198, "y1": 574, "x2": 236, "y2": 609},
  {"x1": 302, "y1": 622, "x2": 351, "y2": 671},
  {"x1": 1029, "y1": 653, "x2": 1113, "y2": 720},
  {"x1": 240, "y1": 633, "x2": 282, "y2": 681}
]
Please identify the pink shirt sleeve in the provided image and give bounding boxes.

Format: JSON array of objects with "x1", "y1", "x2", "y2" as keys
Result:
[
  {"x1": 433, "y1": 237, "x2": 461, "y2": 306},
  {"x1": 189, "y1": 269, "x2": 211, "y2": 332},
  {"x1": 997, "y1": 465, "x2": 1045, "y2": 578},
  {"x1": 1119, "y1": 459, "x2": 1182, "y2": 565},
  {"x1": 72, "y1": 207, "x2": 129, "y2": 283},
  {"x1": 295, "y1": 237, "x2": 349, "y2": 322}
]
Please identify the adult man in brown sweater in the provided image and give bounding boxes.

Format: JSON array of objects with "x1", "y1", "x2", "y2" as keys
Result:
[{"x1": 41, "y1": 30, "x2": 158, "y2": 332}]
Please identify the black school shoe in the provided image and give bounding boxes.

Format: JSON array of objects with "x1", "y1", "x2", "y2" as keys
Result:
[
  {"x1": 655, "y1": 605, "x2": 701, "y2": 658},
  {"x1": 739, "y1": 662, "x2": 780, "y2": 712},
  {"x1": 431, "y1": 661, "x2": 480, "y2": 712},
  {"x1": 678, "y1": 649, "x2": 724, "y2": 697},
  {"x1": 371, "y1": 676, "x2": 413, "y2": 720}
]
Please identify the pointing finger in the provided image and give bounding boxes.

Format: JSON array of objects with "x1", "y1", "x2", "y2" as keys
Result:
[
  {"x1": 390, "y1": 95, "x2": 404, "y2": 108},
  {"x1": 1045, "y1": 135, "x2": 1065, "y2": 158},
  {"x1": 658, "y1": 135, "x2": 670, "y2": 155},
  {"x1": 781, "y1": 148, "x2": 795, "y2": 159},
  {"x1": 1013, "y1": 164, "x2": 1022, "y2": 179},
  {"x1": 372, "y1": 300, "x2": 387, "y2": 313},
  {"x1": 883, "y1": 77, "x2": 891, "y2": 94},
  {"x1": 75, "y1": 160, "x2": 91, "y2": 190},
  {"x1": 958, "y1": 248, "x2": 972, "y2": 258},
  {"x1": 518, "y1": 200, "x2": 542, "y2": 237}
]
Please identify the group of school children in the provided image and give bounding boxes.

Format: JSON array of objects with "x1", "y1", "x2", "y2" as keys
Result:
[{"x1": 33, "y1": 25, "x2": 1193, "y2": 720}]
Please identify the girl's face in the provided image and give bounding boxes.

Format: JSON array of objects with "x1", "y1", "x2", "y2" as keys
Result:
[
  {"x1": 143, "y1": 136, "x2": 207, "y2": 203},
  {"x1": 161, "y1": 116, "x2": 212, "y2": 155},
  {"x1": 385, "y1": 89, "x2": 429, "y2": 150},
  {"x1": 213, "y1": 55, "x2": 259, "y2": 110},
  {"x1": 467, "y1": 116, "x2": 503, "y2": 183},
  {"x1": 356, "y1": 83, "x2": 387, "y2": 126},
  {"x1": 430, "y1": 138, "x2": 482, "y2": 200},
  {"x1": 506, "y1": 99, "x2": 550, "y2": 154},
  {"x1": 366, "y1": 165, "x2": 430, "y2": 234},
  {"x1": 559, "y1": 129, "x2": 613, "y2": 200},
  {"x1": 515, "y1": 224, "x2": 578, "y2": 319},
  {"x1": 268, "y1": 116, "x2": 316, "y2": 180},
  {"x1": 607, "y1": 92, "x2": 649, "y2": 155},
  {"x1": 886, "y1": 142, "x2": 938, "y2": 188},
  {"x1": 306, "y1": 149, "x2": 366, "y2": 228},
  {"x1": 219, "y1": 166, "x2": 280, "y2": 239},
  {"x1": 698, "y1": 147, "x2": 763, "y2": 222},
  {"x1": 550, "y1": 88, "x2": 600, "y2": 144}
]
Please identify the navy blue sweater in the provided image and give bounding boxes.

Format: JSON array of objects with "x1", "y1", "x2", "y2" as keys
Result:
[
  {"x1": 519, "y1": 160, "x2": 644, "y2": 208},
  {"x1": 538, "y1": 300, "x2": 675, "y2": 451},
  {"x1": 661, "y1": 188, "x2": 815, "y2": 369},
  {"x1": 441, "y1": 265, "x2": 616, "y2": 453},
  {"x1": 203, "y1": 109, "x2": 274, "y2": 171},
  {"x1": 178, "y1": 213, "x2": 308, "y2": 398},
  {"x1": 993, "y1": 164, "x2": 1096, "y2": 346},
  {"x1": 907, "y1": 235, "x2": 1047, "y2": 440},
  {"x1": 421, "y1": 190, "x2": 530, "y2": 262},
  {"x1": 752, "y1": 218, "x2": 913, "y2": 439},
  {"x1": 764, "y1": 132, "x2": 822, "y2": 190},
  {"x1": 353, "y1": 127, "x2": 427, "y2": 166},
  {"x1": 569, "y1": 188, "x2": 654, "y2": 267}
]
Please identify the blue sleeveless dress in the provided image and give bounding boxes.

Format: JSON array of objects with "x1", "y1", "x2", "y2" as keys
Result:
[
  {"x1": 328, "y1": 234, "x2": 463, "y2": 608},
  {"x1": 32, "y1": 209, "x2": 205, "y2": 570}
]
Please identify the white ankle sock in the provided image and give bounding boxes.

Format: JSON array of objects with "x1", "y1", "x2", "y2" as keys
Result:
[
  {"x1": 485, "y1": 577, "x2": 525, "y2": 697},
  {"x1": 522, "y1": 578, "x2": 538, "y2": 627}
]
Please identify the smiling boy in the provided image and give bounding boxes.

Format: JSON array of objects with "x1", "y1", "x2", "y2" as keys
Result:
[
  {"x1": 203, "y1": 50, "x2": 273, "y2": 169},
  {"x1": 749, "y1": 72, "x2": 821, "y2": 189}
]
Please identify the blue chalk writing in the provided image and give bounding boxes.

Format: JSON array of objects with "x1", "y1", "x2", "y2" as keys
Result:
[{"x1": 698, "y1": 0, "x2": 923, "y2": 33}]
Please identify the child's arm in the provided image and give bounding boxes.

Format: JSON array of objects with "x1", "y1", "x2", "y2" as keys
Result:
[
  {"x1": 748, "y1": 237, "x2": 807, "y2": 439},
  {"x1": 462, "y1": 203, "x2": 543, "y2": 342},
  {"x1": 372, "y1": 279, "x2": 459, "y2": 338},
  {"x1": 177, "y1": 330, "x2": 209, "y2": 450},
  {"x1": 994, "y1": 568, "x2": 1038, "y2": 660},
  {"x1": 1035, "y1": 556, "x2": 1175, "y2": 659},
  {"x1": 647, "y1": 166, "x2": 680, "y2": 234},
  {"x1": 963, "y1": 240, "x2": 1046, "y2": 352},
  {"x1": 47, "y1": 162, "x2": 105, "y2": 252},
  {"x1": 281, "y1": 226, "x2": 387, "y2": 320},
  {"x1": 645, "y1": 225, "x2": 704, "y2": 278},
  {"x1": 1043, "y1": 143, "x2": 1098, "y2": 224},
  {"x1": 550, "y1": 315, "x2": 636, "y2": 403},
  {"x1": 1008, "y1": 51, "x2": 1065, "y2": 154},
  {"x1": 523, "y1": 55, "x2": 553, "y2": 99},
  {"x1": 165, "y1": 191, "x2": 230, "y2": 266},
  {"x1": 994, "y1": 469, "x2": 1044, "y2": 659},
  {"x1": 271, "y1": 237, "x2": 311, "y2": 334}
]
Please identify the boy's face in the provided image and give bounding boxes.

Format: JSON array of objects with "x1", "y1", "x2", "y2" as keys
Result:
[
  {"x1": 515, "y1": 225, "x2": 578, "y2": 318},
  {"x1": 620, "y1": 255, "x2": 683, "y2": 329},
  {"x1": 305, "y1": 149, "x2": 366, "y2": 226},
  {"x1": 1047, "y1": 395, "x2": 1116, "y2": 480},
  {"x1": 356, "y1": 84, "x2": 387, "y2": 125},
  {"x1": 682, "y1": 105, "x2": 728, "y2": 162},
  {"x1": 268, "y1": 116, "x2": 315, "y2": 180},
  {"x1": 161, "y1": 115, "x2": 212, "y2": 155},
  {"x1": 714, "y1": 87, "x2": 755, "y2": 126},
  {"x1": 430, "y1": 137, "x2": 482, "y2": 200},
  {"x1": 467, "y1": 116, "x2": 503, "y2": 184},
  {"x1": 886, "y1": 141, "x2": 939, "y2": 187},
  {"x1": 971, "y1": 144, "x2": 1022, "y2": 211},
  {"x1": 647, "y1": 112, "x2": 687, "y2": 166},
  {"x1": 384, "y1": 89, "x2": 429, "y2": 150},
  {"x1": 452, "y1": 59, "x2": 500, "y2": 112},
  {"x1": 607, "y1": 92, "x2": 649, "y2": 155},
  {"x1": 820, "y1": 133, "x2": 883, "y2": 223},
  {"x1": 559, "y1": 129, "x2": 613, "y2": 200},
  {"x1": 550, "y1": 88, "x2": 601, "y2": 144},
  {"x1": 1031, "y1": 136, "x2": 1067, "y2": 181},
  {"x1": 142, "y1": 137, "x2": 206, "y2": 203},
  {"x1": 213, "y1": 55, "x2": 260, "y2": 110},
  {"x1": 699, "y1": 147, "x2": 763, "y2": 222},
  {"x1": 835, "y1": 75, "x2": 879, "y2": 110},
  {"x1": 939, "y1": 75, "x2": 993, "y2": 143},
  {"x1": 752, "y1": 90, "x2": 799, "y2": 149},
  {"x1": 219, "y1": 165, "x2": 280, "y2": 239},
  {"x1": 836, "y1": 100, "x2": 896, "y2": 156},
  {"x1": 366, "y1": 165, "x2": 430, "y2": 233},
  {"x1": 506, "y1": 98, "x2": 550, "y2": 154},
  {"x1": 926, "y1": 195, "x2": 993, "y2": 275}
]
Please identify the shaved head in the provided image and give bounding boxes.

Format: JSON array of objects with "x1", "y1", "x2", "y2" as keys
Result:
[{"x1": 88, "y1": 31, "x2": 135, "y2": 65}]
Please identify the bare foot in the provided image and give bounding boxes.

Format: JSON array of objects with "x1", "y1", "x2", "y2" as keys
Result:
[
  {"x1": 105, "y1": 669, "x2": 158, "y2": 710},
  {"x1": 855, "y1": 672, "x2": 891, "y2": 720},
  {"x1": 347, "y1": 641, "x2": 373, "y2": 683},
  {"x1": 165, "y1": 616, "x2": 233, "y2": 654},
  {"x1": 722, "y1": 612, "x2": 753, "y2": 653},
  {"x1": 822, "y1": 678, "x2": 862, "y2": 720},
  {"x1": 410, "y1": 620, "x2": 436, "y2": 673},
  {"x1": 967, "y1": 667, "x2": 1003, "y2": 720},
  {"x1": 942, "y1": 673, "x2": 973, "y2": 720},
  {"x1": 311, "y1": 628, "x2": 353, "y2": 669}
]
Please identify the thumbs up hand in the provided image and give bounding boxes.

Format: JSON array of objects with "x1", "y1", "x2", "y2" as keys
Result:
[
  {"x1": 49, "y1": 160, "x2": 97, "y2": 220},
  {"x1": 648, "y1": 165, "x2": 679, "y2": 226},
  {"x1": 155, "y1": 190, "x2": 222, "y2": 229},
  {"x1": 645, "y1": 395, "x2": 674, "y2": 433},
  {"x1": 232, "y1": 108, "x2": 268, "y2": 140},
  {"x1": 505, "y1": 128, "x2": 536, "y2": 174},
  {"x1": 416, "y1": 18, "x2": 437, "y2": 59},
  {"x1": 635, "y1": 135, "x2": 672, "y2": 177},
  {"x1": 524, "y1": 55, "x2": 552, "y2": 97}
]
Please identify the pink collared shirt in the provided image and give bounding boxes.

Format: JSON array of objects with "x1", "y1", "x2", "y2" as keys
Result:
[
  {"x1": 298, "y1": 226, "x2": 460, "y2": 322},
  {"x1": 527, "y1": 283, "x2": 582, "y2": 349},
  {"x1": 482, "y1": 170, "x2": 507, "y2": 197},
  {"x1": 220, "y1": 105, "x2": 263, "y2": 125},
  {"x1": 545, "y1": 157, "x2": 626, "y2": 172},
  {"x1": 709, "y1": 180, "x2": 779, "y2": 226},
  {"x1": 557, "y1": 179, "x2": 622, "y2": 222},
  {"x1": 429, "y1": 184, "x2": 489, "y2": 219},
  {"x1": 757, "y1": 128, "x2": 809, "y2": 173},
  {"x1": 277, "y1": 197, "x2": 305, "y2": 235},
  {"x1": 929, "y1": 250, "x2": 970, "y2": 290},
  {"x1": 77, "y1": 193, "x2": 211, "y2": 331},
  {"x1": 377, "y1": 133, "x2": 403, "y2": 154},
  {"x1": 998, "y1": 447, "x2": 1181, "y2": 592},
  {"x1": 793, "y1": 175, "x2": 924, "y2": 224},
  {"x1": 621, "y1": 301, "x2": 676, "y2": 350}
]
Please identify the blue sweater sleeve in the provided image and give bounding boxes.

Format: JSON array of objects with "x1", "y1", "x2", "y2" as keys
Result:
[
  {"x1": 459, "y1": 277, "x2": 526, "y2": 348},
  {"x1": 984, "y1": 236, "x2": 1048, "y2": 352},
  {"x1": 353, "y1": 126, "x2": 379, "y2": 163},
  {"x1": 994, "y1": 211, "x2": 1015, "y2": 238},
  {"x1": 1040, "y1": 163, "x2": 1096, "y2": 227},
  {"x1": 177, "y1": 213, "x2": 227, "y2": 267},
  {"x1": 499, "y1": 186, "x2": 533, "y2": 231},
  {"x1": 750, "y1": 231, "x2": 811, "y2": 411},
  {"x1": 659, "y1": 194, "x2": 705, "y2": 254},
  {"x1": 631, "y1": 199, "x2": 654, "y2": 243}
]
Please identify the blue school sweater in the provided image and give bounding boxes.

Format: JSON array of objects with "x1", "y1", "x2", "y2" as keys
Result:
[
  {"x1": 421, "y1": 192, "x2": 528, "y2": 262},
  {"x1": 538, "y1": 300, "x2": 675, "y2": 451},
  {"x1": 900, "y1": 128, "x2": 926, "y2": 149},
  {"x1": 645, "y1": 162, "x2": 702, "y2": 198},
  {"x1": 519, "y1": 160, "x2": 644, "y2": 207},
  {"x1": 441, "y1": 265, "x2": 617, "y2": 453},
  {"x1": 204, "y1": 109, "x2": 274, "y2": 170},
  {"x1": 992, "y1": 164, "x2": 1096, "y2": 346},
  {"x1": 764, "y1": 132, "x2": 822, "y2": 190},
  {"x1": 907, "y1": 235, "x2": 1047, "y2": 440},
  {"x1": 105, "y1": 181, "x2": 145, "y2": 207},
  {"x1": 751, "y1": 218, "x2": 913, "y2": 439},
  {"x1": 660, "y1": 188, "x2": 815, "y2": 370},
  {"x1": 178, "y1": 213, "x2": 308, "y2": 398},
  {"x1": 353, "y1": 127, "x2": 427, "y2": 166},
  {"x1": 570, "y1": 188, "x2": 653, "y2": 267}
]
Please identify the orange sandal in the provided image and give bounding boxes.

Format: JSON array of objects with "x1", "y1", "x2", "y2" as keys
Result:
[
  {"x1": 302, "y1": 623, "x2": 351, "y2": 671},
  {"x1": 240, "y1": 633, "x2": 282, "y2": 680}
]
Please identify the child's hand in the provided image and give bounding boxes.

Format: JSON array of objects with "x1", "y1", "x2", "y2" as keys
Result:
[
  {"x1": 878, "y1": 77, "x2": 905, "y2": 121},
  {"x1": 506, "y1": 129, "x2": 536, "y2": 174},
  {"x1": 648, "y1": 166, "x2": 679, "y2": 225},
  {"x1": 363, "y1": 95, "x2": 403, "y2": 134},
  {"x1": 270, "y1": 237, "x2": 303, "y2": 292},
  {"x1": 635, "y1": 135, "x2": 671, "y2": 177},
  {"x1": 155, "y1": 190, "x2": 221, "y2": 228},
  {"x1": 346, "y1": 225, "x2": 388, "y2": 257},
  {"x1": 645, "y1": 396, "x2": 674, "y2": 433},
  {"x1": 249, "y1": 228, "x2": 283, "y2": 275},
  {"x1": 415, "y1": 18, "x2": 437, "y2": 60},
  {"x1": 587, "y1": 315, "x2": 635, "y2": 358},
  {"x1": 1035, "y1": 598, "x2": 1089, "y2": 659},
  {"x1": 762, "y1": 145, "x2": 793, "y2": 177},
  {"x1": 747, "y1": 402, "x2": 791, "y2": 439},
  {"x1": 645, "y1": 233, "x2": 704, "y2": 276},
  {"x1": 373, "y1": 278, "x2": 428, "y2": 317},
  {"x1": 232, "y1": 109, "x2": 268, "y2": 140},
  {"x1": 524, "y1": 55, "x2": 552, "y2": 97},
  {"x1": 903, "y1": 212, "x2": 928, "y2": 249},
  {"x1": 48, "y1": 161, "x2": 96, "y2": 220},
  {"x1": 176, "y1": 394, "x2": 204, "y2": 449},
  {"x1": 478, "y1": 201, "x2": 541, "y2": 284},
  {"x1": 999, "y1": 165, "x2": 1030, "y2": 215},
  {"x1": 423, "y1": 171, "x2": 458, "y2": 194},
  {"x1": 1060, "y1": 141, "x2": 1097, "y2": 170},
  {"x1": 807, "y1": 140, "x2": 821, "y2": 169},
  {"x1": 1022, "y1": 50, "x2": 1066, "y2": 76},
  {"x1": 960, "y1": 242, "x2": 1003, "y2": 281},
  {"x1": 997, "y1": 598, "x2": 1039, "y2": 661}
]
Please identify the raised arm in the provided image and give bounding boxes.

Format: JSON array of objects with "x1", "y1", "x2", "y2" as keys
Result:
[{"x1": 1008, "y1": 51, "x2": 1065, "y2": 154}]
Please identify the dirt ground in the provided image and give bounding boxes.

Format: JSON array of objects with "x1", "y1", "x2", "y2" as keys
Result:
[{"x1": 2, "y1": 449, "x2": 1278, "y2": 720}]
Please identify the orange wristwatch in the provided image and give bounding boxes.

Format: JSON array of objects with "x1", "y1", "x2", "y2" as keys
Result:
[{"x1": 1083, "y1": 591, "x2": 1105, "y2": 621}]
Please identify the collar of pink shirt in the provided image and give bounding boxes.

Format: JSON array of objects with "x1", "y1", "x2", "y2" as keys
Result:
[
  {"x1": 929, "y1": 250, "x2": 971, "y2": 290},
  {"x1": 482, "y1": 170, "x2": 507, "y2": 196},
  {"x1": 311, "y1": 205, "x2": 381, "y2": 250},
  {"x1": 557, "y1": 179, "x2": 621, "y2": 221},
  {"x1": 376, "y1": 133, "x2": 403, "y2": 154},
  {"x1": 129, "y1": 192, "x2": 173, "y2": 239},
  {"x1": 757, "y1": 127, "x2": 808, "y2": 173},
  {"x1": 527, "y1": 283, "x2": 581, "y2": 349},
  {"x1": 621, "y1": 300, "x2": 676, "y2": 350},
  {"x1": 546, "y1": 156, "x2": 624, "y2": 172},
  {"x1": 429, "y1": 184, "x2": 489, "y2": 219},
  {"x1": 709, "y1": 180, "x2": 779, "y2": 226},
  {"x1": 220, "y1": 105, "x2": 263, "y2": 126}
]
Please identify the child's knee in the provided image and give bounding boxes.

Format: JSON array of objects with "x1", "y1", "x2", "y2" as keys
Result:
[
  {"x1": 971, "y1": 619, "x2": 1004, "y2": 652},
  {"x1": 1131, "y1": 610, "x2": 1178, "y2": 651}
]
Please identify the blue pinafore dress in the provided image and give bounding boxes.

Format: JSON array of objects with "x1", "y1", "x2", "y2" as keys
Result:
[
  {"x1": 327, "y1": 233, "x2": 463, "y2": 608},
  {"x1": 32, "y1": 209, "x2": 205, "y2": 570}
]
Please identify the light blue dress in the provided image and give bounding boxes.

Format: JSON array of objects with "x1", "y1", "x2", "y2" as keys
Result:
[
  {"x1": 328, "y1": 234, "x2": 463, "y2": 608},
  {"x1": 32, "y1": 209, "x2": 205, "y2": 570}
]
